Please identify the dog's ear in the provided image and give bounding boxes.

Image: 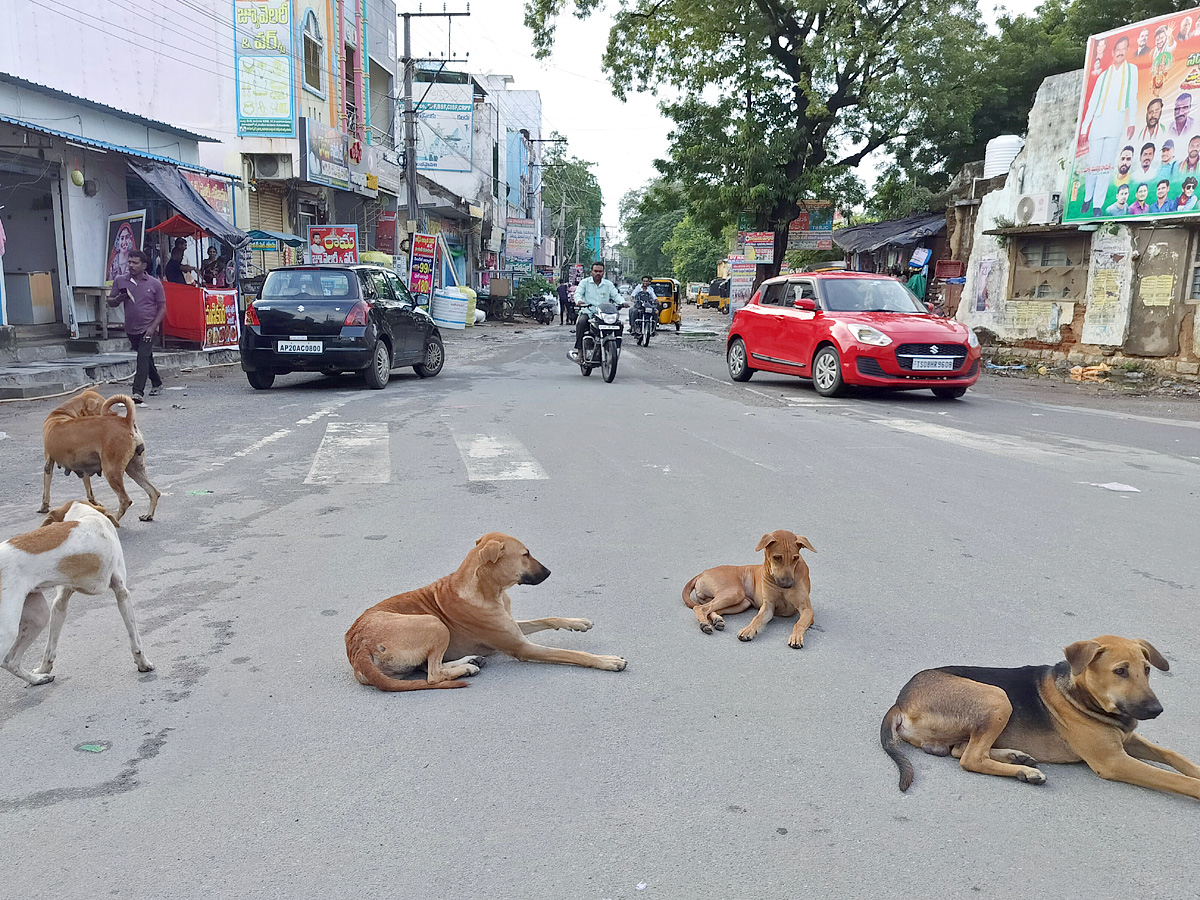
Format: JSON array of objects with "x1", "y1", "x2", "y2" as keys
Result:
[
  {"x1": 102, "y1": 509, "x2": 121, "y2": 528},
  {"x1": 40, "y1": 502, "x2": 71, "y2": 526},
  {"x1": 1064, "y1": 640, "x2": 1102, "y2": 676},
  {"x1": 478, "y1": 539, "x2": 505, "y2": 565},
  {"x1": 755, "y1": 533, "x2": 776, "y2": 552},
  {"x1": 1137, "y1": 639, "x2": 1169, "y2": 672},
  {"x1": 795, "y1": 535, "x2": 817, "y2": 553}
]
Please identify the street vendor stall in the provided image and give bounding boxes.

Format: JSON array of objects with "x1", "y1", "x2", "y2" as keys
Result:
[{"x1": 147, "y1": 214, "x2": 240, "y2": 350}]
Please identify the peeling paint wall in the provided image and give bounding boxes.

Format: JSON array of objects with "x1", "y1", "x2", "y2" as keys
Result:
[{"x1": 1081, "y1": 229, "x2": 1134, "y2": 345}]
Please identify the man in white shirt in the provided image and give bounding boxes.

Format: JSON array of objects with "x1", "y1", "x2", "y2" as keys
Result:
[
  {"x1": 569, "y1": 261, "x2": 622, "y2": 362},
  {"x1": 1136, "y1": 98, "x2": 1167, "y2": 146},
  {"x1": 1081, "y1": 36, "x2": 1138, "y2": 214},
  {"x1": 1169, "y1": 92, "x2": 1196, "y2": 138}
]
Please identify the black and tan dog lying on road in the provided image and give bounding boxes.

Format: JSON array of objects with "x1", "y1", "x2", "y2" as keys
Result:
[{"x1": 881, "y1": 635, "x2": 1200, "y2": 800}]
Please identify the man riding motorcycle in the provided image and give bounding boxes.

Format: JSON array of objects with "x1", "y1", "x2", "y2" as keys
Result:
[
  {"x1": 629, "y1": 274, "x2": 658, "y2": 336},
  {"x1": 569, "y1": 261, "x2": 625, "y2": 363}
]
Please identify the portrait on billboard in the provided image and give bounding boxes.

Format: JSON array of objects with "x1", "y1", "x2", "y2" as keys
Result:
[
  {"x1": 1067, "y1": 7, "x2": 1200, "y2": 223},
  {"x1": 104, "y1": 210, "x2": 147, "y2": 285}
]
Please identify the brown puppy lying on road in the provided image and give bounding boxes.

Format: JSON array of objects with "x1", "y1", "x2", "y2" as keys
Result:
[
  {"x1": 345, "y1": 532, "x2": 627, "y2": 692},
  {"x1": 40, "y1": 390, "x2": 160, "y2": 522},
  {"x1": 682, "y1": 530, "x2": 817, "y2": 647},
  {"x1": 881, "y1": 635, "x2": 1200, "y2": 800}
]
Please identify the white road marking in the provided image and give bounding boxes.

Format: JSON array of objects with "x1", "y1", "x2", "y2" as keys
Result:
[
  {"x1": 297, "y1": 394, "x2": 363, "y2": 425},
  {"x1": 872, "y1": 419, "x2": 1059, "y2": 461},
  {"x1": 453, "y1": 433, "x2": 548, "y2": 481},
  {"x1": 305, "y1": 423, "x2": 391, "y2": 484},
  {"x1": 682, "y1": 368, "x2": 725, "y2": 383},
  {"x1": 232, "y1": 428, "x2": 292, "y2": 458}
]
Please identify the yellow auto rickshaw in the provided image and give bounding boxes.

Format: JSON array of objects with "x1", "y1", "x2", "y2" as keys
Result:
[
  {"x1": 702, "y1": 277, "x2": 730, "y2": 313},
  {"x1": 651, "y1": 278, "x2": 682, "y2": 331}
]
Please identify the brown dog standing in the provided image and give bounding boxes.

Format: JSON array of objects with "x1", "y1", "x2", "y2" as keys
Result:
[
  {"x1": 682, "y1": 530, "x2": 817, "y2": 647},
  {"x1": 40, "y1": 391, "x2": 160, "y2": 522},
  {"x1": 345, "y1": 532, "x2": 627, "y2": 692},
  {"x1": 881, "y1": 635, "x2": 1200, "y2": 800}
]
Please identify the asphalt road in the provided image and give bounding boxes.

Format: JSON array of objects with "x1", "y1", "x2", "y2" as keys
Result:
[{"x1": 1, "y1": 314, "x2": 1198, "y2": 899}]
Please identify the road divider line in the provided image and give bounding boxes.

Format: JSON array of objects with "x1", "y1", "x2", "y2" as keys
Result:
[
  {"x1": 233, "y1": 428, "x2": 292, "y2": 459},
  {"x1": 453, "y1": 433, "x2": 548, "y2": 481},
  {"x1": 305, "y1": 423, "x2": 391, "y2": 484}
]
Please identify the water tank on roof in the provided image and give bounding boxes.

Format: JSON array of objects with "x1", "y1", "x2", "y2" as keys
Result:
[{"x1": 983, "y1": 135, "x2": 1024, "y2": 178}]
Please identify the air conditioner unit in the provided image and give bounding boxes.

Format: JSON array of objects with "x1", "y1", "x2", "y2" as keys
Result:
[
  {"x1": 249, "y1": 153, "x2": 293, "y2": 180},
  {"x1": 1015, "y1": 192, "x2": 1059, "y2": 225}
]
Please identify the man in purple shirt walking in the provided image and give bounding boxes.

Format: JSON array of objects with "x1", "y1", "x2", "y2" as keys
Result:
[{"x1": 108, "y1": 248, "x2": 166, "y2": 403}]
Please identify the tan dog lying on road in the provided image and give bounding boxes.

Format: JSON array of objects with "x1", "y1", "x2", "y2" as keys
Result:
[
  {"x1": 682, "y1": 530, "x2": 817, "y2": 647},
  {"x1": 881, "y1": 635, "x2": 1200, "y2": 800},
  {"x1": 345, "y1": 532, "x2": 627, "y2": 692},
  {"x1": 40, "y1": 390, "x2": 160, "y2": 522},
  {"x1": 1, "y1": 500, "x2": 154, "y2": 686}
]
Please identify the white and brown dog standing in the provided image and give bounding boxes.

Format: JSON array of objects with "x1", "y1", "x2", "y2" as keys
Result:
[{"x1": 0, "y1": 500, "x2": 153, "y2": 686}]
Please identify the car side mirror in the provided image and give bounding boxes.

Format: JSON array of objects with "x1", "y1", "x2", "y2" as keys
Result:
[{"x1": 794, "y1": 298, "x2": 816, "y2": 311}]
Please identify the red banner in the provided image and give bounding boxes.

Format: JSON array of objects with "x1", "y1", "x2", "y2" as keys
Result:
[
  {"x1": 203, "y1": 289, "x2": 240, "y2": 349},
  {"x1": 375, "y1": 211, "x2": 397, "y2": 254},
  {"x1": 307, "y1": 224, "x2": 360, "y2": 264},
  {"x1": 408, "y1": 233, "x2": 437, "y2": 295}
]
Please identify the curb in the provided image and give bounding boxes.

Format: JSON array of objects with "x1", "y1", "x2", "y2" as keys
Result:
[{"x1": 0, "y1": 349, "x2": 241, "y2": 400}]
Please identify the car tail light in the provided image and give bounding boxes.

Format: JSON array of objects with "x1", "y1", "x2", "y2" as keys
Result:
[
  {"x1": 244, "y1": 303, "x2": 260, "y2": 326},
  {"x1": 343, "y1": 300, "x2": 369, "y2": 326}
]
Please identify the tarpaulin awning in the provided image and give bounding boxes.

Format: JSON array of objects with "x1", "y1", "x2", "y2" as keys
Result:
[
  {"x1": 246, "y1": 229, "x2": 306, "y2": 247},
  {"x1": 147, "y1": 213, "x2": 206, "y2": 238},
  {"x1": 127, "y1": 159, "x2": 249, "y2": 247},
  {"x1": 833, "y1": 213, "x2": 946, "y2": 253}
]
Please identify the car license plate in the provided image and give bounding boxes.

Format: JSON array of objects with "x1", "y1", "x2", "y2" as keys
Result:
[
  {"x1": 911, "y1": 357, "x2": 955, "y2": 371},
  {"x1": 277, "y1": 340, "x2": 322, "y2": 354}
]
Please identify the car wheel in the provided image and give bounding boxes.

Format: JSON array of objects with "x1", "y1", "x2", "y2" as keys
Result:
[
  {"x1": 415, "y1": 335, "x2": 445, "y2": 378},
  {"x1": 812, "y1": 346, "x2": 845, "y2": 397},
  {"x1": 932, "y1": 387, "x2": 968, "y2": 400},
  {"x1": 247, "y1": 369, "x2": 275, "y2": 390},
  {"x1": 363, "y1": 340, "x2": 392, "y2": 390},
  {"x1": 727, "y1": 338, "x2": 754, "y2": 382}
]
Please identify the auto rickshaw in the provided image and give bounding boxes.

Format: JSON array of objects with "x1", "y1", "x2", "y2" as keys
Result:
[
  {"x1": 702, "y1": 277, "x2": 730, "y2": 313},
  {"x1": 650, "y1": 278, "x2": 683, "y2": 331}
]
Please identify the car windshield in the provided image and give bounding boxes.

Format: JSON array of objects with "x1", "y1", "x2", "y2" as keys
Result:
[
  {"x1": 262, "y1": 270, "x2": 357, "y2": 300},
  {"x1": 821, "y1": 278, "x2": 925, "y2": 314}
]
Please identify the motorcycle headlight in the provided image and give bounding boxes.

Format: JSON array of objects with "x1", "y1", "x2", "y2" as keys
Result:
[
  {"x1": 966, "y1": 328, "x2": 980, "y2": 348},
  {"x1": 848, "y1": 325, "x2": 892, "y2": 347},
  {"x1": 600, "y1": 312, "x2": 619, "y2": 324}
]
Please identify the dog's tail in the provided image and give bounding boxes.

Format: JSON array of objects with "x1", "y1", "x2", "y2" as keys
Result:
[
  {"x1": 881, "y1": 705, "x2": 914, "y2": 792},
  {"x1": 347, "y1": 646, "x2": 467, "y2": 693},
  {"x1": 102, "y1": 394, "x2": 137, "y2": 424},
  {"x1": 681, "y1": 574, "x2": 700, "y2": 608}
]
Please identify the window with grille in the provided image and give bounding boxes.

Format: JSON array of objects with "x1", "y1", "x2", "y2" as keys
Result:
[
  {"x1": 1011, "y1": 235, "x2": 1089, "y2": 300},
  {"x1": 303, "y1": 12, "x2": 323, "y2": 94}
]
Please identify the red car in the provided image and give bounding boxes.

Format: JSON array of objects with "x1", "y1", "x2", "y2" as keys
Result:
[{"x1": 726, "y1": 272, "x2": 981, "y2": 399}]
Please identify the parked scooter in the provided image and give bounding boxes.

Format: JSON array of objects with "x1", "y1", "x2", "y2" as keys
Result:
[
  {"x1": 521, "y1": 293, "x2": 556, "y2": 325},
  {"x1": 577, "y1": 302, "x2": 623, "y2": 382},
  {"x1": 630, "y1": 289, "x2": 659, "y2": 347}
]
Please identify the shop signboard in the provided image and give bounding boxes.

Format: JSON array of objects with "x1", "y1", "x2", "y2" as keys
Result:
[
  {"x1": 415, "y1": 83, "x2": 474, "y2": 172},
  {"x1": 375, "y1": 212, "x2": 398, "y2": 254},
  {"x1": 729, "y1": 258, "x2": 757, "y2": 313},
  {"x1": 299, "y1": 118, "x2": 351, "y2": 190},
  {"x1": 233, "y1": 0, "x2": 295, "y2": 137},
  {"x1": 787, "y1": 202, "x2": 834, "y2": 250},
  {"x1": 104, "y1": 209, "x2": 146, "y2": 286},
  {"x1": 409, "y1": 233, "x2": 437, "y2": 295},
  {"x1": 505, "y1": 217, "x2": 535, "y2": 275},
  {"x1": 183, "y1": 173, "x2": 233, "y2": 219},
  {"x1": 307, "y1": 225, "x2": 360, "y2": 265},
  {"x1": 743, "y1": 232, "x2": 775, "y2": 264},
  {"x1": 203, "y1": 289, "x2": 241, "y2": 350},
  {"x1": 1065, "y1": 9, "x2": 1200, "y2": 223},
  {"x1": 249, "y1": 237, "x2": 281, "y2": 252}
]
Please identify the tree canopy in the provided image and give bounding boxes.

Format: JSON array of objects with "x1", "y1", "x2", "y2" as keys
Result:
[{"x1": 540, "y1": 133, "x2": 603, "y2": 270}]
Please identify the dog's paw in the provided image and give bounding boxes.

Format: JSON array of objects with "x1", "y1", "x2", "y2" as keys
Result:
[
  {"x1": 700, "y1": 622, "x2": 714, "y2": 634},
  {"x1": 461, "y1": 664, "x2": 482, "y2": 677},
  {"x1": 36, "y1": 505, "x2": 50, "y2": 514},
  {"x1": 564, "y1": 618, "x2": 593, "y2": 632},
  {"x1": 1017, "y1": 767, "x2": 1046, "y2": 785},
  {"x1": 596, "y1": 655, "x2": 626, "y2": 672},
  {"x1": 1007, "y1": 751, "x2": 1038, "y2": 767},
  {"x1": 711, "y1": 616, "x2": 725, "y2": 631},
  {"x1": 788, "y1": 636, "x2": 804, "y2": 649},
  {"x1": 139, "y1": 514, "x2": 154, "y2": 522},
  {"x1": 136, "y1": 659, "x2": 155, "y2": 673},
  {"x1": 27, "y1": 672, "x2": 55, "y2": 686},
  {"x1": 737, "y1": 629, "x2": 756, "y2": 642},
  {"x1": 465, "y1": 656, "x2": 486, "y2": 669}
]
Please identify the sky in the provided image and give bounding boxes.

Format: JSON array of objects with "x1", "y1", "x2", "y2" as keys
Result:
[{"x1": 408, "y1": 0, "x2": 1049, "y2": 230}]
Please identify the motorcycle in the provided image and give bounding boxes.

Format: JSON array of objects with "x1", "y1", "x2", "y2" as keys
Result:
[
  {"x1": 630, "y1": 291, "x2": 659, "y2": 347},
  {"x1": 578, "y1": 302, "x2": 623, "y2": 382},
  {"x1": 521, "y1": 293, "x2": 556, "y2": 325}
]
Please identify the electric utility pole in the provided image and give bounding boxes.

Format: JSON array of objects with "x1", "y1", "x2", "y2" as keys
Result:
[{"x1": 401, "y1": 6, "x2": 470, "y2": 236}]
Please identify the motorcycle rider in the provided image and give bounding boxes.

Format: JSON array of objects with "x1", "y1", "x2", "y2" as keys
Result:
[
  {"x1": 629, "y1": 274, "x2": 657, "y2": 335},
  {"x1": 569, "y1": 261, "x2": 623, "y2": 363}
]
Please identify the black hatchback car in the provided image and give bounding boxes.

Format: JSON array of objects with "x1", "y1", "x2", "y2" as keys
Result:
[{"x1": 240, "y1": 264, "x2": 444, "y2": 390}]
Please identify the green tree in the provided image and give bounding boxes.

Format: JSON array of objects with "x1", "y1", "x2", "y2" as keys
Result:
[
  {"x1": 662, "y1": 215, "x2": 727, "y2": 283},
  {"x1": 526, "y1": 0, "x2": 983, "y2": 284},
  {"x1": 619, "y1": 181, "x2": 686, "y2": 276},
  {"x1": 540, "y1": 133, "x2": 603, "y2": 271}
]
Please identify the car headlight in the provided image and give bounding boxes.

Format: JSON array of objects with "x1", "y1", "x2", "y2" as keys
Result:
[
  {"x1": 848, "y1": 325, "x2": 892, "y2": 346},
  {"x1": 966, "y1": 328, "x2": 980, "y2": 348},
  {"x1": 600, "y1": 312, "x2": 619, "y2": 324}
]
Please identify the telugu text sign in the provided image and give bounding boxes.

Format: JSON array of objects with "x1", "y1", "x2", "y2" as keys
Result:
[
  {"x1": 1066, "y1": 8, "x2": 1200, "y2": 223},
  {"x1": 409, "y1": 233, "x2": 437, "y2": 295},
  {"x1": 203, "y1": 290, "x2": 241, "y2": 350},
  {"x1": 307, "y1": 225, "x2": 360, "y2": 265},
  {"x1": 505, "y1": 218, "x2": 535, "y2": 275},
  {"x1": 233, "y1": 0, "x2": 295, "y2": 137}
]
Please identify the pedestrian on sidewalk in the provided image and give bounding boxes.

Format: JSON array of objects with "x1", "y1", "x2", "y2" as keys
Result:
[
  {"x1": 557, "y1": 278, "x2": 570, "y2": 324},
  {"x1": 108, "y1": 248, "x2": 166, "y2": 404}
]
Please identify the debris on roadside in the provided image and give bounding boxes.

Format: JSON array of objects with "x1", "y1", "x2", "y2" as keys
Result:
[{"x1": 1069, "y1": 363, "x2": 1112, "y2": 382}]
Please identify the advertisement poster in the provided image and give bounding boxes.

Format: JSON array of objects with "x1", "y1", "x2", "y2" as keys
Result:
[
  {"x1": 787, "y1": 202, "x2": 835, "y2": 250},
  {"x1": 203, "y1": 289, "x2": 241, "y2": 350},
  {"x1": 375, "y1": 212, "x2": 398, "y2": 255},
  {"x1": 415, "y1": 83, "x2": 474, "y2": 172},
  {"x1": 233, "y1": 0, "x2": 295, "y2": 137},
  {"x1": 505, "y1": 218, "x2": 536, "y2": 275},
  {"x1": 307, "y1": 225, "x2": 360, "y2": 265},
  {"x1": 975, "y1": 258, "x2": 996, "y2": 312},
  {"x1": 408, "y1": 233, "x2": 437, "y2": 295},
  {"x1": 183, "y1": 173, "x2": 233, "y2": 219},
  {"x1": 1067, "y1": 8, "x2": 1200, "y2": 222},
  {"x1": 104, "y1": 210, "x2": 146, "y2": 285},
  {"x1": 729, "y1": 258, "x2": 757, "y2": 313},
  {"x1": 299, "y1": 118, "x2": 351, "y2": 190},
  {"x1": 743, "y1": 232, "x2": 775, "y2": 264}
]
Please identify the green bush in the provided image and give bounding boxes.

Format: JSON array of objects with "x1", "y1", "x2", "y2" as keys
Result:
[{"x1": 515, "y1": 275, "x2": 554, "y2": 303}]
